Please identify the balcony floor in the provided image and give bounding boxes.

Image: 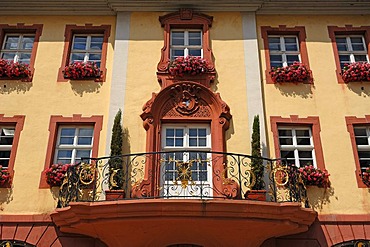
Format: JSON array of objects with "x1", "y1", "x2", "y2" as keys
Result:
[{"x1": 51, "y1": 199, "x2": 316, "y2": 247}]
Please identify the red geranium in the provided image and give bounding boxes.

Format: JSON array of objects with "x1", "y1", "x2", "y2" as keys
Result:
[
  {"x1": 298, "y1": 165, "x2": 330, "y2": 188},
  {"x1": 44, "y1": 163, "x2": 72, "y2": 187},
  {"x1": 168, "y1": 56, "x2": 209, "y2": 77},
  {"x1": 0, "y1": 166, "x2": 12, "y2": 187},
  {"x1": 341, "y1": 62, "x2": 370, "y2": 83},
  {"x1": 63, "y1": 61, "x2": 102, "y2": 80},
  {"x1": 361, "y1": 166, "x2": 370, "y2": 187},
  {"x1": 269, "y1": 62, "x2": 312, "y2": 83},
  {"x1": 0, "y1": 59, "x2": 32, "y2": 80}
]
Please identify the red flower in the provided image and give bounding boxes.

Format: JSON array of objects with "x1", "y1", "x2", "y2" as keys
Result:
[
  {"x1": 44, "y1": 163, "x2": 72, "y2": 187},
  {"x1": 0, "y1": 166, "x2": 12, "y2": 187},
  {"x1": 0, "y1": 59, "x2": 32, "y2": 80},
  {"x1": 298, "y1": 165, "x2": 330, "y2": 188},
  {"x1": 63, "y1": 61, "x2": 102, "y2": 80},
  {"x1": 269, "y1": 62, "x2": 312, "y2": 83},
  {"x1": 168, "y1": 56, "x2": 209, "y2": 77},
  {"x1": 341, "y1": 62, "x2": 370, "y2": 83}
]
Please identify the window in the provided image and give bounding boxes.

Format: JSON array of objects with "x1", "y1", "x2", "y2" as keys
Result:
[
  {"x1": 54, "y1": 126, "x2": 94, "y2": 164},
  {"x1": 58, "y1": 24, "x2": 111, "y2": 82},
  {"x1": 278, "y1": 127, "x2": 316, "y2": 167},
  {"x1": 353, "y1": 126, "x2": 370, "y2": 172},
  {"x1": 328, "y1": 25, "x2": 370, "y2": 83},
  {"x1": 41, "y1": 115, "x2": 103, "y2": 188},
  {"x1": 170, "y1": 30, "x2": 202, "y2": 59},
  {"x1": 161, "y1": 124, "x2": 212, "y2": 197},
  {"x1": 0, "y1": 24, "x2": 43, "y2": 80},
  {"x1": 268, "y1": 35, "x2": 300, "y2": 68},
  {"x1": 70, "y1": 35, "x2": 104, "y2": 67},
  {"x1": 261, "y1": 26, "x2": 310, "y2": 84},
  {"x1": 270, "y1": 116, "x2": 325, "y2": 170},
  {"x1": 1, "y1": 34, "x2": 35, "y2": 63},
  {"x1": 335, "y1": 35, "x2": 369, "y2": 68},
  {"x1": 0, "y1": 126, "x2": 15, "y2": 167}
]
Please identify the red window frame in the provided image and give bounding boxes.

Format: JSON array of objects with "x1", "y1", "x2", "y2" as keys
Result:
[
  {"x1": 0, "y1": 23, "x2": 43, "y2": 82},
  {"x1": 270, "y1": 115, "x2": 325, "y2": 170},
  {"x1": 57, "y1": 24, "x2": 111, "y2": 82},
  {"x1": 261, "y1": 25, "x2": 311, "y2": 84},
  {"x1": 39, "y1": 115, "x2": 103, "y2": 188},
  {"x1": 0, "y1": 114, "x2": 25, "y2": 187},
  {"x1": 328, "y1": 25, "x2": 370, "y2": 83},
  {"x1": 345, "y1": 116, "x2": 370, "y2": 188}
]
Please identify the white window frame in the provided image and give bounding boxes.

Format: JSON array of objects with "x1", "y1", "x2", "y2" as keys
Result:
[
  {"x1": 354, "y1": 126, "x2": 370, "y2": 172},
  {"x1": 0, "y1": 126, "x2": 15, "y2": 168},
  {"x1": 70, "y1": 34, "x2": 103, "y2": 65},
  {"x1": 278, "y1": 127, "x2": 317, "y2": 168},
  {"x1": 170, "y1": 29, "x2": 203, "y2": 59},
  {"x1": 54, "y1": 126, "x2": 94, "y2": 164},
  {"x1": 268, "y1": 35, "x2": 301, "y2": 67},
  {"x1": 0, "y1": 33, "x2": 35, "y2": 63},
  {"x1": 161, "y1": 124, "x2": 212, "y2": 198},
  {"x1": 335, "y1": 35, "x2": 369, "y2": 66}
]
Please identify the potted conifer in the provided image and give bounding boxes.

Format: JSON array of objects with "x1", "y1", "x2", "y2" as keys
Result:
[
  {"x1": 105, "y1": 109, "x2": 125, "y2": 200},
  {"x1": 245, "y1": 115, "x2": 266, "y2": 201}
]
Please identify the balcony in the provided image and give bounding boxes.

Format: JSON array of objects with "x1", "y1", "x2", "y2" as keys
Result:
[{"x1": 51, "y1": 151, "x2": 317, "y2": 247}]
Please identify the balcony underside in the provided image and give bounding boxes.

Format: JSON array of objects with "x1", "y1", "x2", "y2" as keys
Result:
[{"x1": 51, "y1": 199, "x2": 316, "y2": 247}]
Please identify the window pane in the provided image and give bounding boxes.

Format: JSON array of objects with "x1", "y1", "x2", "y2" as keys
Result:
[
  {"x1": 188, "y1": 38, "x2": 201, "y2": 46},
  {"x1": 354, "y1": 55, "x2": 368, "y2": 62},
  {"x1": 198, "y1": 138, "x2": 206, "y2": 147},
  {"x1": 189, "y1": 129, "x2": 197, "y2": 137},
  {"x1": 175, "y1": 138, "x2": 183, "y2": 147},
  {"x1": 74, "y1": 36, "x2": 87, "y2": 43},
  {"x1": 0, "y1": 159, "x2": 9, "y2": 167},
  {"x1": 279, "y1": 137, "x2": 293, "y2": 145},
  {"x1": 2, "y1": 53, "x2": 16, "y2": 60},
  {"x1": 268, "y1": 37, "x2": 281, "y2": 51},
  {"x1": 198, "y1": 128, "x2": 206, "y2": 137},
  {"x1": 90, "y1": 42, "x2": 103, "y2": 50},
  {"x1": 172, "y1": 31, "x2": 184, "y2": 38},
  {"x1": 354, "y1": 128, "x2": 367, "y2": 136},
  {"x1": 21, "y1": 36, "x2": 34, "y2": 49},
  {"x1": 296, "y1": 138, "x2": 310, "y2": 145},
  {"x1": 60, "y1": 137, "x2": 74, "y2": 145},
  {"x1": 166, "y1": 129, "x2": 174, "y2": 137},
  {"x1": 57, "y1": 150, "x2": 73, "y2": 159},
  {"x1": 76, "y1": 150, "x2": 91, "y2": 159},
  {"x1": 299, "y1": 160, "x2": 314, "y2": 167},
  {"x1": 88, "y1": 53, "x2": 101, "y2": 60},
  {"x1": 189, "y1": 138, "x2": 197, "y2": 146},
  {"x1": 61, "y1": 128, "x2": 76, "y2": 136},
  {"x1": 188, "y1": 49, "x2": 201, "y2": 56},
  {"x1": 172, "y1": 39, "x2": 184, "y2": 46},
  {"x1": 0, "y1": 151, "x2": 11, "y2": 159},
  {"x1": 4, "y1": 36, "x2": 19, "y2": 49},
  {"x1": 296, "y1": 129, "x2": 310, "y2": 137},
  {"x1": 355, "y1": 137, "x2": 368, "y2": 145},
  {"x1": 281, "y1": 150, "x2": 295, "y2": 158},
  {"x1": 79, "y1": 128, "x2": 93, "y2": 136},
  {"x1": 284, "y1": 37, "x2": 297, "y2": 44},
  {"x1": 360, "y1": 159, "x2": 370, "y2": 168},
  {"x1": 279, "y1": 129, "x2": 292, "y2": 136},
  {"x1": 352, "y1": 44, "x2": 365, "y2": 51},
  {"x1": 71, "y1": 53, "x2": 85, "y2": 62},
  {"x1": 73, "y1": 42, "x2": 87, "y2": 50},
  {"x1": 298, "y1": 151, "x2": 313, "y2": 158},
  {"x1": 19, "y1": 53, "x2": 31, "y2": 64},
  {"x1": 358, "y1": 151, "x2": 370, "y2": 158},
  {"x1": 189, "y1": 31, "x2": 201, "y2": 38},
  {"x1": 286, "y1": 55, "x2": 300, "y2": 64},
  {"x1": 172, "y1": 49, "x2": 184, "y2": 58},
  {"x1": 78, "y1": 137, "x2": 92, "y2": 145},
  {"x1": 166, "y1": 138, "x2": 174, "y2": 147},
  {"x1": 175, "y1": 129, "x2": 183, "y2": 137},
  {"x1": 271, "y1": 62, "x2": 283, "y2": 68}
]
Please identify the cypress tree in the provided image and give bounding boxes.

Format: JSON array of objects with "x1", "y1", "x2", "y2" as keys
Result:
[
  {"x1": 109, "y1": 109, "x2": 123, "y2": 189},
  {"x1": 251, "y1": 115, "x2": 264, "y2": 190}
]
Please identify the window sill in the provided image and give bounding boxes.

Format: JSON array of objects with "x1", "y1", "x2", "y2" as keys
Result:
[{"x1": 0, "y1": 76, "x2": 32, "y2": 82}]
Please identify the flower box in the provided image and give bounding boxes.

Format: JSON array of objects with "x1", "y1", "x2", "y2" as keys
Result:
[
  {"x1": 298, "y1": 165, "x2": 330, "y2": 188},
  {"x1": 341, "y1": 62, "x2": 370, "y2": 83},
  {"x1": 0, "y1": 166, "x2": 12, "y2": 187},
  {"x1": 361, "y1": 166, "x2": 370, "y2": 187},
  {"x1": 44, "y1": 163, "x2": 71, "y2": 187},
  {"x1": 63, "y1": 61, "x2": 102, "y2": 80},
  {"x1": 168, "y1": 56, "x2": 209, "y2": 77},
  {"x1": 269, "y1": 62, "x2": 312, "y2": 83},
  {"x1": 0, "y1": 59, "x2": 32, "y2": 81}
]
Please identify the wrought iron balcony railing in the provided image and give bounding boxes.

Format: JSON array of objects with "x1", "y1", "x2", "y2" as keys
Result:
[{"x1": 57, "y1": 151, "x2": 309, "y2": 208}]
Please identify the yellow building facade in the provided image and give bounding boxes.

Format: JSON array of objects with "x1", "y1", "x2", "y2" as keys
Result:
[{"x1": 0, "y1": 1, "x2": 369, "y2": 246}]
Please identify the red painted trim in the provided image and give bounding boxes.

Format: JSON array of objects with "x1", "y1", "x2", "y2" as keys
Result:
[
  {"x1": 0, "y1": 115, "x2": 25, "y2": 187},
  {"x1": 270, "y1": 116, "x2": 325, "y2": 170},
  {"x1": 328, "y1": 25, "x2": 370, "y2": 84},
  {"x1": 39, "y1": 115, "x2": 103, "y2": 188},
  {"x1": 157, "y1": 10, "x2": 216, "y2": 88},
  {"x1": 0, "y1": 214, "x2": 52, "y2": 222},
  {"x1": 138, "y1": 82, "x2": 233, "y2": 198},
  {"x1": 319, "y1": 214, "x2": 370, "y2": 222},
  {"x1": 0, "y1": 23, "x2": 43, "y2": 82},
  {"x1": 345, "y1": 116, "x2": 370, "y2": 188},
  {"x1": 261, "y1": 26, "x2": 311, "y2": 84},
  {"x1": 57, "y1": 24, "x2": 111, "y2": 82}
]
